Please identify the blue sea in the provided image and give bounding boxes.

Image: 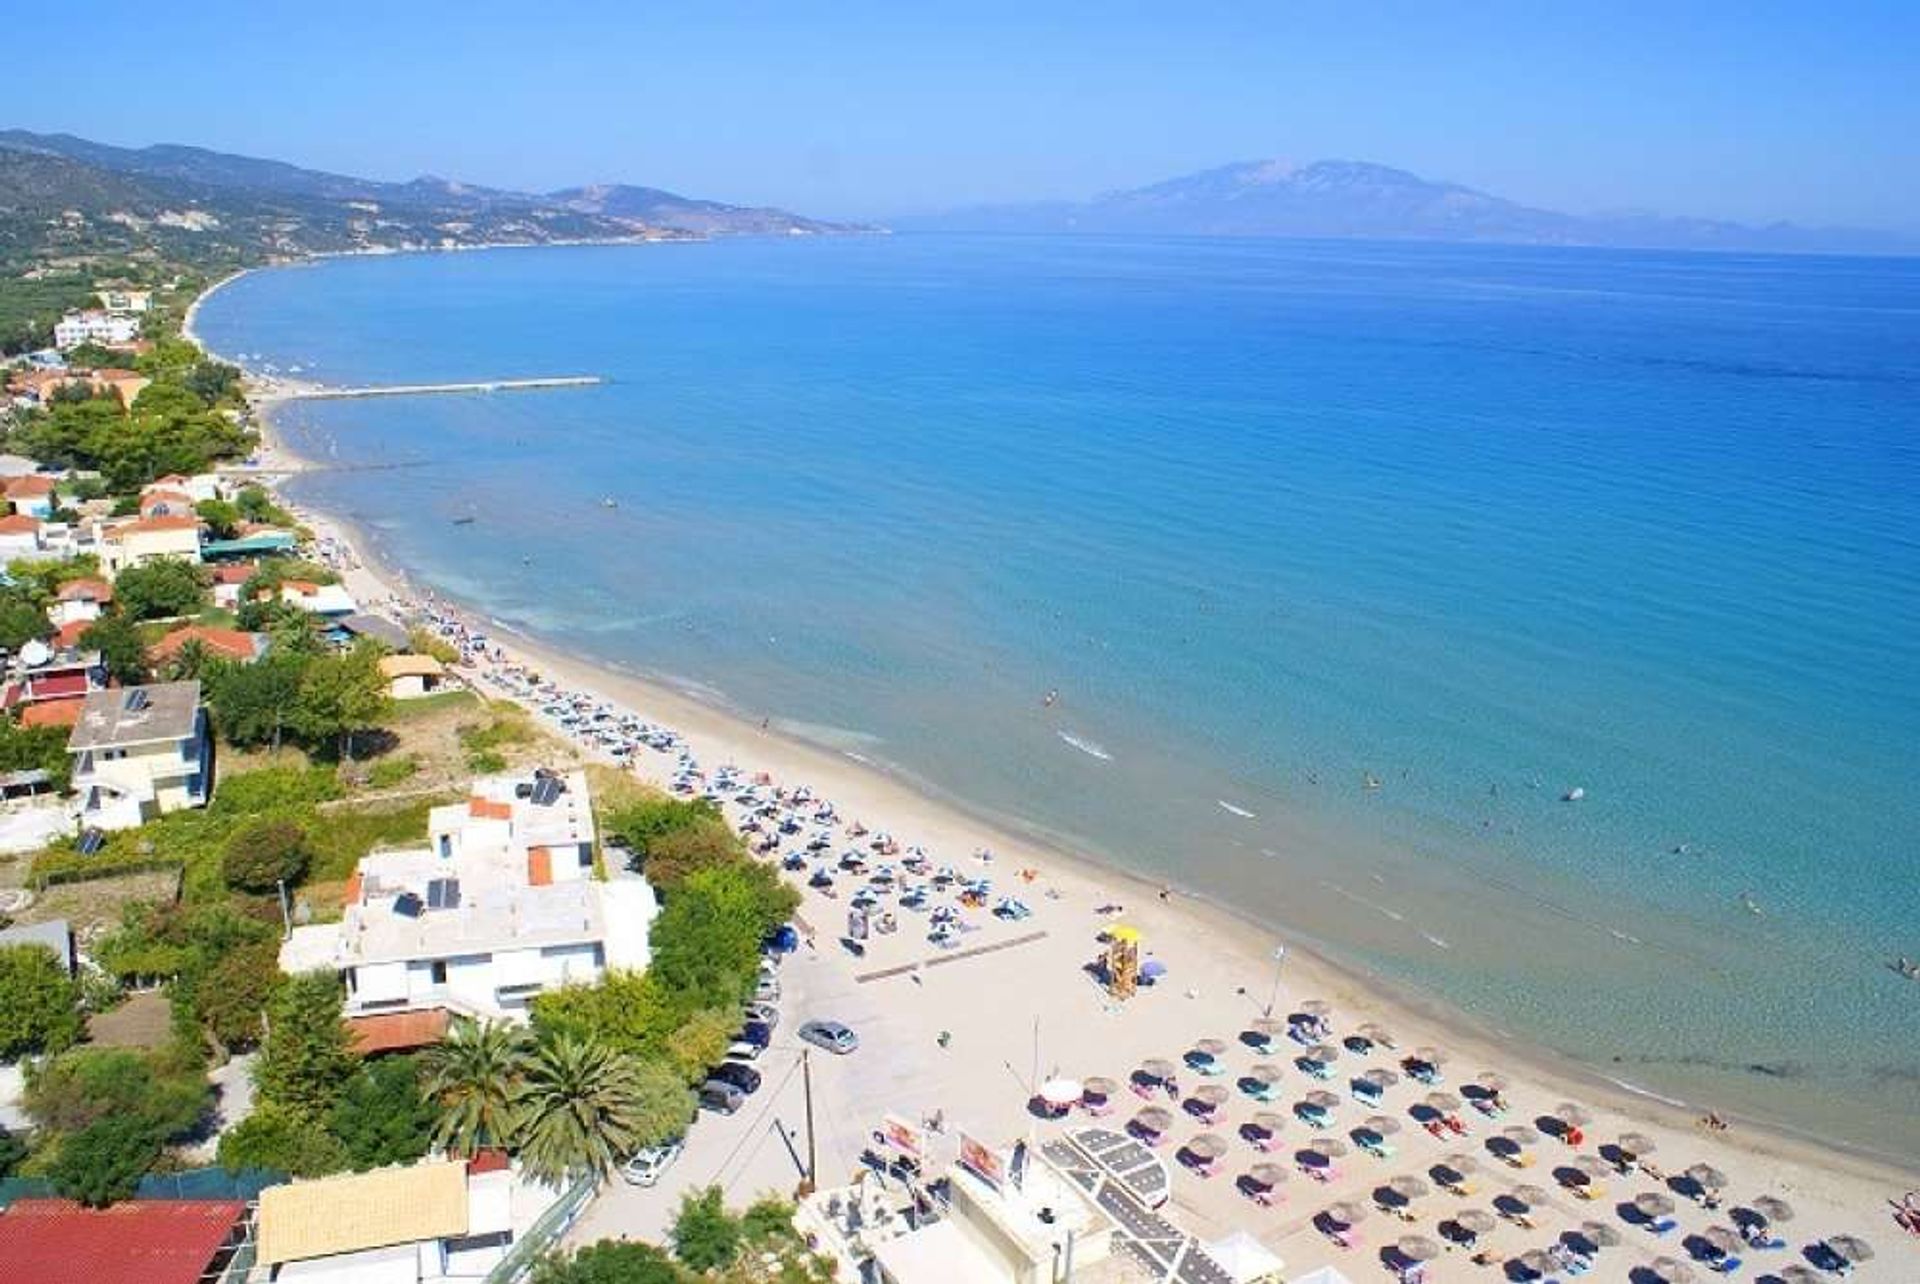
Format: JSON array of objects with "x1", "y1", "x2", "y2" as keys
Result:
[{"x1": 195, "y1": 235, "x2": 1920, "y2": 1159}]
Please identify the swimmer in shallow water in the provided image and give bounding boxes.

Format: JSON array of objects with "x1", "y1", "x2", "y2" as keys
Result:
[{"x1": 1042, "y1": 688, "x2": 1058, "y2": 707}]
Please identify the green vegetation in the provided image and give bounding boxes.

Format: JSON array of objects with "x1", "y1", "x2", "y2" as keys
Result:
[
  {"x1": 328, "y1": 1056, "x2": 435, "y2": 1171},
  {"x1": 457, "y1": 701, "x2": 537, "y2": 773},
  {"x1": 26, "y1": 1045, "x2": 212, "y2": 1206},
  {"x1": 112, "y1": 559, "x2": 208, "y2": 620},
  {"x1": 204, "y1": 642, "x2": 391, "y2": 760},
  {"x1": 533, "y1": 1241, "x2": 687, "y2": 1284},
  {"x1": 0, "y1": 716, "x2": 72, "y2": 791},
  {"x1": 221, "y1": 818, "x2": 310, "y2": 892},
  {"x1": 255, "y1": 972, "x2": 359, "y2": 1118},
  {"x1": 6, "y1": 372, "x2": 252, "y2": 491},
  {"x1": 0, "y1": 944, "x2": 82, "y2": 1059},
  {"x1": 80, "y1": 613, "x2": 148, "y2": 685},
  {"x1": 602, "y1": 796, "x2": 723, "y2": 879}
]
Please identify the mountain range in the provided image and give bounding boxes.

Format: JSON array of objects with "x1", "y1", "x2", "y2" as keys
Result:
[
  {"x1": 902, "y1": 158, "x2": 1915, "y2": 256},
  {"x1": 0, "y1": 130, "x2": 870, "y2": 270}
]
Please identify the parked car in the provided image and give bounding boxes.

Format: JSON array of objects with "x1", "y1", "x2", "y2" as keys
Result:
[
  {"x1": 737, "y1": 1020, "x2": 773, "y2": 1048},
  {"x1": 709, "y1": 1061, "x2": 763, "y2": 1095},
  {"x1": 743, "y1": 1001, "x2": 779, "y2": 1027},
  {"x1": 699, "y1": 1081, "x2": 746, "y2": 1115},
  {"x1": 621, "y1": 1140, "x2": 683, "y2": 1186},
  {"x1": 754, "y1": 976, "x2": 781, "y2": 1004},
  {"x1": 798, "y1": 1020, "x2": 859, "y2": 1055}
]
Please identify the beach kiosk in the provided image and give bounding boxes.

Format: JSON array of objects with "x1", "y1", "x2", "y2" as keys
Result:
[{"x1": 1106, "y1": 924, "x2": 1141, "y2": 999}]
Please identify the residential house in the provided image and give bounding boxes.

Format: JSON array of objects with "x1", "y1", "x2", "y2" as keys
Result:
[
  {"x1": 339, "y1": 613, "x2": 411, "y2": 650},
  {"x1": 0, "y1": 513, "x2": 43, "y2": 559},
  {"x1": 139, "y1": 488, "x2": 197, "y2": 519},
  {"x1": 150, "y1": 625, "x2": 268, "y2": 669},
  {"x1": 378, "y1": 654, "x2": 447, "y2": 700},
  {"x1": 52, "y1": 310, "x2": 140, "y2": 349},
  {"x1": 255, "y1": 1157, "x2": 549, "y2": 1283},
  {"x1": 98, "y1": 514, "x2": 202, "y2": 577},
  {"x1": 0, "y1": 1199, "x2": 251, "y2": 1284},
  {"x1": 3, "y1": 474, "x2": 58, "y2": 517},
  {"x1": 2, "y1": 650, "x2": 105, "y2": 711},
  {"x1": 67, "y1": 681, "x2": 211, "y2": 831},
  {"x1": 279, "y1": 769, "x2": 656, "y2": 1022},
  {"x1": 146, "y1": 472, "x2": 225, "y2": 505},
  {"x1": 50, "y1": 578, "x2": 113, "y2": 628},
  {"x1": 0, "y1": 919, "x2": 76, "y2": 975},
  {"x1": 210, "y1": 561, "x2": 260, "y2": 610},
  {"x1": 98, "y1": 287, "x2": 153, "y2": 314},
  {"x1": 278, "y1": 580, "x2": 358, "y2": 618}
]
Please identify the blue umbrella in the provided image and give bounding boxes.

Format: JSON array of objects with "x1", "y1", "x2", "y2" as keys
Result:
[{"x1": 1141, "y1": 959, "x2": 1169, "y2": 979}]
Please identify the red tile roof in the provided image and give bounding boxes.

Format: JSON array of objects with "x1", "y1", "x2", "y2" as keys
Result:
[
  {"x1": 0, "y1": 514, "x2": 41, "y2": 534},
  {"x1": 52, "y1": 619, "x2": 91, "y2": 651},
  {"x1": 211, "y1": 562, "x2": 258, "y2": 585},
  {"x1": 3, "y1": 475, "x2": 56, "y2": 497},
  {"x1": 149, "y1": 626, "x2": 264, "y2": 664},
  {"x1": 345, "y1": 1008, "x2": 451, "y2": 1055},
  {"x1": 20, "y1": 698, "x2": 84, "y2": 728},
  {"x1": 467, "y1": 1149, "x2": 511, "y2": 1175},
  {"x1": 57, "y1": 578, "x2": 112, "y2": 603},
  {"x1": 0, "y1": 1198, "x2": 246, "y2": 1284},
  {"x1": 25, "y1": 672, "x2": 91, "y2": 700}
]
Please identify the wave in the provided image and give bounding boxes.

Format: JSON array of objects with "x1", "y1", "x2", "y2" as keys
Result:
[
  {"x1": 1217, "y1": 800, "x2": 1256, "y2": 818},
  {"x1": 1056, "y1": 730, "x2": 1113, "y2": 761}
]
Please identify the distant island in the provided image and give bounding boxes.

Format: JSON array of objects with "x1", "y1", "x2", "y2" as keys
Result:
[{"x1": 899, "y1": 157, "x2": 1918, "y2": 257}]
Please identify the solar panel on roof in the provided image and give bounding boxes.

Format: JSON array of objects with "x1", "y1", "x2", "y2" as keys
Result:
[
  {"x1": 426, "y1": 877, "x2": 461, "y2": 910},
  {"x1": 123, "y1": 688, "x2": 149, "y2": 712},
  {"x1": 392, "y1": 892, "x2": 424, "y2": 918},
  {"x1": 76, "y1": 827, "x2": 106, "y2": 855},
  {"x1": 529, "y1": 776, "x2": 562, "y2": 806}
]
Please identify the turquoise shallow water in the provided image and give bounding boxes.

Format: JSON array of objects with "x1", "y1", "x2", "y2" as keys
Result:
[{"x1": 197, "y1": 236, "x2": 1920, "y2": 1158}]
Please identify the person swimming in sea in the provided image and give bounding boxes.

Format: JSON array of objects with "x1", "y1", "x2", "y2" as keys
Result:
[
  {"x1": 1042, "y1": 688, "x2": 1059, "y2": 707},
  {"x1": 1738, "y1": 890, "x2": 1764, "y2": 917}
]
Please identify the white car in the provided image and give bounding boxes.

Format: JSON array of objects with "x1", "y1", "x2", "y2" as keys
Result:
[
  {"x1": 621, "y1": 1140, "x2": 683, "y2": 1187},
  {"x1": 744, "y1": 1001, "x2": 779, "y2": 1027}
]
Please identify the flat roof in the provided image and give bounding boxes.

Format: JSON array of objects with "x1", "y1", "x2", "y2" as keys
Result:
[
  {"x1": 0, "y1": 918, "x2": 74, "y2": 974},
  {"x1": 257, "y1": 1161, "x2": 468, "y2": 1265},
  {"x1": 68, "y1": 681, "x2": 201, "y2": 750},
  {"x1": 872, "y1": 1220, "x2": 1010, "y2": 1284},
  {"x1": 0, "y1": 1199, "x2": 245, "y2": 1284}
]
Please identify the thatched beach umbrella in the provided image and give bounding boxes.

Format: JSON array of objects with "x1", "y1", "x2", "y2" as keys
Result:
[
  {"x1": 1775, "y1": 1267, "x2": 1821, "y2": 1284},
  {"x1": 1193, "y1": 1084, "x2": 1230, "y2": 1107},
  {"x1": 1576, "y1": 1220, "x2": 1620, "y2": 1248},
  {"x1": 1082, "y1": 1075, "x2": 1118, "y2": 1099},
  {"x1": 1325, "y1": 1199, "x2": 1370, "y2": 1227},
  {"x1": 1825, "y1": 1235, "x2": 1874, "y2": 1265},
  {"x1": 1361, "y1": 1114, "x2": 1400, "y2": 1137},
  {"x1": 1573, "y1": 1154, "x2": 1611, "y2": 1178},
  {"x1": 1134, "y1": 1106, "x2": 1174, "y2": 1134},
  {"x1": 1425, "y1": 1091, "x2": 1462, "y2": 1113},
  {"x1": 1634, "y1": 1191, "x2": 1676, "y2": 1219},
  {"x1": 1552, "y1": 1102, "x2": 1592, "y2": 1128},
  {"x1": 1700, "y1": 1227, "x2": 1742, "y2": 1258},
  {"x1": 1360, "y1": 1068, "x2": 1400, "y2": 1091},
  {"x1": 1413, "y1": 1044, "x2": 1448, "y2": 1065},
  {"x1": 1616, "y1": 1131, "x2": 1657, "y2": 1158},
  {"x1": 1304, "y1": 1090, "x2": 1341, "y2": 1111},
  {"x1": 1397, "y1": 1235, "x2": 1441, "y2": 1262},
  {"x1": 1501, "y1": 1125, "x2": 1539, "y2": 1148},
  {"x1": 1300, "y1": 999, "x2": 1333, "y2": 1019},
  {"x1": 1247, "y1": 1161, "x2": 1289, "y2": 1188},
  {"x1": 1357, "y1": 1021, "x2": 1396, "y2": 1048},
  {"x1": 1249, "y1": 1110, "x2": 1286, "y2": 1137},
  {"x1": 1140, "y1": 1058, "x2": 1178, "y2": 1082},
  {"x1": 1517, "y1": 1249, "x2": 1555, "y2": 1277},
  {"x1": 1193, "y1": 1037, "x2": 1229, "y2": 1058},
  {"x1": 1457, "y1": 1208, "x2": 1497, "y2": 1234},
  {"x1": 1250, "y1": 1015, "x2": 1287, "y2": 1037},
  {"x1": 1476, "y1": 1071, "x2": 1511, "y2": 1092},
  {"x1": 1388, "y1": 1175, "x2": 1432, "y2": 1202},
  {"x1": 1750, "y1": 1194, "x2": 1795, "y2": 1224},
  {"x1": 1308, "y1": 1137, "x2": 1349, "y2": 1159},
  {"x1": 1648, "y1": 1254, "x2": 1695, "y2": 1283},
  {"x1": 1511, "y1": 1183, "x2": 1550, "y2": 1209},
  {"x1": 1684, "y1": 1162, "x2": 1727, "y2": 1191},
  {"x1": 1247, "y1": 1062, "x2": 1283, "y2": 1085},
  {"x1": 1186, "y1": 1132, "x2": 1228, "y2": 1160},
  {"x1": 1303, "y1": 1044, "x2": 1339, "y2": 1065},
  {"x1": 1430, "y1": 1158, "x2": 1474, "y2": 1188}
]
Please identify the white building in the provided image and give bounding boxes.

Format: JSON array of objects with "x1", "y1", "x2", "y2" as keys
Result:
[
  {"x1": 52, "y1": 311, "x2": 141, "y2": 349},
  {"x1": 98, "y1": 287, "x2": 152, "y2": 315},
  {"x1": 280, "y1": 769, "x2": 657, "y2": 1021},
  {"x1": 67, "y1": 682, "x2": 211, "y2": 831}
]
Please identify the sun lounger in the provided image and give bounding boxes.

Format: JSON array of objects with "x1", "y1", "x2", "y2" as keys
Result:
[
  {"x1": 1359, "y1": 1138, "x2": 1395, "y2": 1158},
  {"x1": 1712, "y1": 1255, "x2": 1742, "y2": 1274},
  {"x1": 1647, "y1": 1216, "x2": 1679, "y2": 1236}
]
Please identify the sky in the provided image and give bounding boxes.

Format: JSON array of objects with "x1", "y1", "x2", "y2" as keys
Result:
[{"x1": 4, "y1": 1, "x2": 1917, "y2": 229}]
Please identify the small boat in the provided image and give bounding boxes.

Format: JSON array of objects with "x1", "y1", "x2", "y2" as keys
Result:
[
  {"x1": 1562, "y1": 787, "x2": 1586, "y2": 802},
  {"x1": 602, "y1": 496, "x2": 618, "y2": 509},
  {"x1": 452, "y1": 516, "x2": 476, "y2": 526}
]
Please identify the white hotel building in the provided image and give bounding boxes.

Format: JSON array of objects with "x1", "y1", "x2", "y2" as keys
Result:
[{"x1": 281, "y1": 769, "x2": 658, "y2": 1021}]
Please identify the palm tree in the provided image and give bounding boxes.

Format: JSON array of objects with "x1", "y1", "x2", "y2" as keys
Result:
[
  {"x1": 421, "y1": 1018, "x2": 531, "y2": 1156},
  {"x1": 515, "y1": 1030, "x2": 655, "y2": 1184}
]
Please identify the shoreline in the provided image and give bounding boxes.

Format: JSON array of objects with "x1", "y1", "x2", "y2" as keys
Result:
[{"x1": 242, "y1": 395, "x2": 1916, "y2": 1199}]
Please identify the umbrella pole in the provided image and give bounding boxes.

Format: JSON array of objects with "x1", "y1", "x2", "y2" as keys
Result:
[{"x1": 1264, "y1": 943, "x2": 1289, "y2": 1017}]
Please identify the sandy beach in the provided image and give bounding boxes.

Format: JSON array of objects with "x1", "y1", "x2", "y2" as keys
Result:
[{"x1": 198, "y1": 358, "x2": 1917, "y2": 1284}]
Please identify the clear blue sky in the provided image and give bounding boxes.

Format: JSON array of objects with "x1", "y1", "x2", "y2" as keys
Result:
[{"x1": 5, "y1": 1, "x2": 1916, "y2": 228}]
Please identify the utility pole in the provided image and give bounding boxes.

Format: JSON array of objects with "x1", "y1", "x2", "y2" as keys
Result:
[
  {"x1": 277, "y1": 878, "x2": 293, "y2": 940},
  {"x1": 801, "y1": 1049, "x2": 818, "y2": 1193},
  {"x1": 1263, "y1": 943, "x2": 1288, "y2": 1018}
]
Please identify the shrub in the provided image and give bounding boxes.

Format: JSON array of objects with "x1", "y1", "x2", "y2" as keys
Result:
[
  {"x1": 193, "y1": 942, "x2": 283, "y2": 1052},
  {"x1": 329, "y1": 1057, "x2": 434, "y2": 1171},
  {"x1": 254, "y1": 972, "x2": 359, "y2": 1117},
  {"x1": 669, "y1": 1186, "x2": 740, "y2": 1272},
  {"x1": 0, "y1": 942, "x2": 82, "y2": 1060},
  {"x1": 217, "y1": 1103, "x2": 349, "y2": 1177},
  {"x1": 367, "y1": 755, "x2": 419, "y2": 788},
  {"x1": 533, "y1": 1241, "x2": 689, "y2": 1284},
  {"x1": 49, "y1": 1115, "x2": 163, "y2": 1207},
  {"x1": 222, "y1": 819, "x2": 310, "y2": 892},
  {"x1": 113, "y1": 559, "x2": 207, "y2": 620},
  {"x1": 25, "y1": 1047, "x2": 209, "y2": 1139}
]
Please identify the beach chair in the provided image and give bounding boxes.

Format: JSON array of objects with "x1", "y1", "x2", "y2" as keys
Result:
[
  {"x1": 1358, "y1": 1136, "x2": 1395, "y2": 1159},
  {"x1": 1329, "y1": 1227, "x2": 1363, "y2": 1250},
  {"x1": 1647, "y1": 1216, "x2": 1679, "y2": 1236},
  {"x1": 1712, "y1": 1255, "x2": 1743, "y2": 1274}
]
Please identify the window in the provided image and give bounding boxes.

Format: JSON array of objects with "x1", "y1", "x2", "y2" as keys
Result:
[{"x1": 430, "y1": 960, "x2": 448, "y2": 985}]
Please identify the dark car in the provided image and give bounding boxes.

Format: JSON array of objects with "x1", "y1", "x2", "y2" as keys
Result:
[
  {"x1": 735, "y1": 1021, "x2": 774, "y2": 1049},
  {"x1": 698, "y1": 1080, "x2": 745, "y2": 1115},
  {"x1": 709, "y1": 1061, "x2": 763, "y2": 1095}
]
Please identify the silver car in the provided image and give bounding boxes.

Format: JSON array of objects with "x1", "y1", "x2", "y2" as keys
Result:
[
  {"x1": 798, "y1": 1019, "x2": 858, "y2": 1054},
  {"x1": 621, "y1": 1140, "x2": 682, "y2": 1186}
]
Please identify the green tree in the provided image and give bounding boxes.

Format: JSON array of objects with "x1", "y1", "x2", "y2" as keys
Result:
[
  {"x1": 533, "y1": 1242, "x2": 689, "y2": 1284},
  {"x1": 217, "y1": 1102, "x2": 350, "y2": 1177},
  {"x1": 530, "y1": 970, "x2": 678, "y2": 1063},
  {"x1": 0, "y1": 943, "x2": 81, "y2": 1059},
  {"x1": 0, "y1": 1125, "x2": 26, "y2": 1178},
  {"x1": 0, "y1": 591, "x2": 51, "y2": 651},
  {"x1": 516, "y1": 1031, "x2": 655, "y2": 1184},
  {"x1": 113, "y1": 559, "x2": 206, "y2": 619},
  {"x1": 80, "y1": 613, "x2": 149, "y2": 685},
  {"x1": 636, "y1": 819, "x2": 742, "y2": 890},
  {"x1": 604, "y1": 796, "x2": 722, "y2": 871},
  {"x1": 329, "y1": 1057, "x2": 434, "y2": 1171},
  {"x1": 422, "y1": 1017, "x2": 530, "y2": 1156},
  {"x1": 192, "y1": 942, "x2": 283, "y2": 1053},
  {"x1": 195, "y1": 498, "x2": 243, "y2": 539},
  {"x1": 234, "y1": 485, "x2": 292, "y2": 526},
  {"x1": 669, "y1": 1186, "x2": 741, "y2": 1272},
  {"x1": 255, "y1": 971, "x2": 359, "y2": 1118},
  {"x1": 663, "y1": 1008, "x2": 734, "y2": 1086},
  {"x1": 206, "y1": 651, "x2": 307, "y2": 748},
  {"x1": 222, "y1": 819, "x2": 310, "y2": 893},
  {"x1": 292, "y1": 644, "x2": 391, "y2": 759},
  {"x1": 49, "y1": 1115, "x2": 163, "y2": 1207},
  {"x1": 0, "y1": 716, "x2": 73, "y2": 792},
  {"x1": 649, "y1": 864, "x2": 798, "y2": 1012},
  {"x1": 26, "y1": 1048, "x2": 209, "y2": 1139}
]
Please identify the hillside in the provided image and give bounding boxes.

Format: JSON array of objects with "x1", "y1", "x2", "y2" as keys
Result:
[
  {"x1": 548, "y1": 183, "x2": 873, "y2": 237},
  {"x1": 905, "y1": 158, "x2": 1916, "y2": 255}
]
